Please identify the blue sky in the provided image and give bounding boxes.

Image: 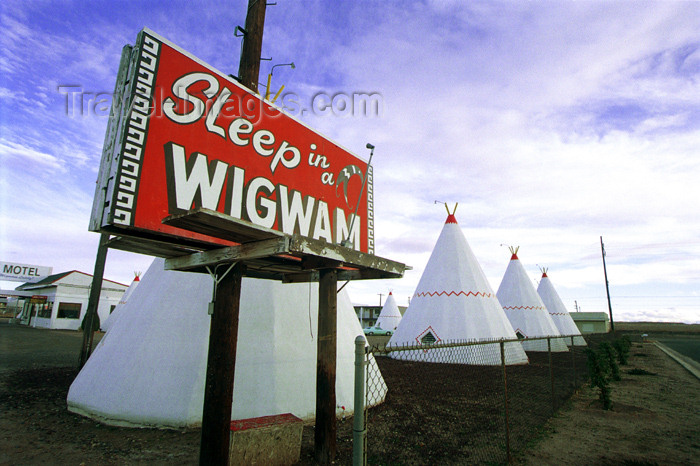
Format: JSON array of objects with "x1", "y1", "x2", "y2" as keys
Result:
[{"x1": 1, "y1": 1, "x2": 698, "y2": 323}]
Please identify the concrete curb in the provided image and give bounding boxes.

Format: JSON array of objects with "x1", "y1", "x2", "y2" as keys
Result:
[{"x1": 654, "y1": 342, "x2": 700, "y2": 380}]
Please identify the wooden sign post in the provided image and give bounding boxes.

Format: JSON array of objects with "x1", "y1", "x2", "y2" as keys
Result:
[
  {"x1": 315, "y1": 268, "x2": 338, "y2": 463},
  {"x1": 89, "y1": 14, "x2": 405, "y2": 463},
  {"x1": 199, "y1": 262, "x2": 245, "y2": 465},
  {"x1": 160, "y1": 211, "x2": 406, "y2": 464}
]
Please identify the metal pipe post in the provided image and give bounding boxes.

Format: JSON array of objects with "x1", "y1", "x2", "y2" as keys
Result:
[
  {"x1": 353, "y1": 336, "x2": 367, "y2": 466},
  {"x1": 571, "y1": 336, "x2": 576, "y2": 387},
  {"x1": 548, "y1": 338, "x2": 555, "y2": 415},
  {"x1": 500, "y1": 341, "x2": 511, "y2": 464}
]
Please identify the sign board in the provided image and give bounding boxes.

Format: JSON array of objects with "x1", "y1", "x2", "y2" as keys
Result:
[
  {"x1": 0, "y1": 262, "x2": 53, "y2": 283},
  {"x1": 30, "y1": 295, "x2": 48, "y2": 304},
  {"x1": 91, "y1": 28, "x2": 374, "y2": 255}
]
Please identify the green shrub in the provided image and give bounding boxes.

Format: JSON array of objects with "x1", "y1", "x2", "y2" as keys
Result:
[
  {"x1": 600, "y1": 342, "x2": 621, "y2": 381},
  {"x1": 80, "y1": 312, "x2": 100, "y2": 332},
  {"x1": 613, "y1": 336, "x2": 631, "y2": 365},
  {"x1": 586, "y1": 348, "x2": 612, "y2": 410}
]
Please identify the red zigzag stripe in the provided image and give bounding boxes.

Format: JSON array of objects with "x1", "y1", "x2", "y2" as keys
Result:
[
  {"x1": 414, "y1": 290, "x2": 493, "y2": 298},
  {"x1": 503, "y1": 305, "x2": 546, "y2": 310}
]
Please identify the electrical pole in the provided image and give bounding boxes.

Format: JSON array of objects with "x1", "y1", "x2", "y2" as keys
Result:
[
  {"x1": 600, "y1": 236, "x2": 614, "y2": 332},
  {"x1": 238, "y1": 0, "x2": 267, "y2": 92}
]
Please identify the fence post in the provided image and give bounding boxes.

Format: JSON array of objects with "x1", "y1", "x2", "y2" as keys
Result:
[
  {"x1": 571, "y1": 335, "x2": 576, "y2": 387},
  {"x1": 548, "y1": 338, "x2": 555, "y2": 415},
  {"x1": 500, "y1": 341, "x2": 511, "y2": 464},
  {"x1": 353, "y1": 336, "x2": 367, "y2": 466}
]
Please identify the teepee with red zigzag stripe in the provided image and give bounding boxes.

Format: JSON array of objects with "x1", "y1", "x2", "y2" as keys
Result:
[
  {"x1": 375, "y1": 292, "x2": 402, "y2": 331},
  {"x1": 388, "y1": 206, "x2": 528, "y2": 365},
  {"x1": 537, "y1": 268, "x2": 587, "y2": 346},
  {"x1": 496, "y1": 248, "x2": 568, "y2": 352}
]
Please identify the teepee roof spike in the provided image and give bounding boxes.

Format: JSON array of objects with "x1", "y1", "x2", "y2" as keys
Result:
[
  {"x1": 508, "y1": 246, "x2": 519, "y2": 257},
  {"x1": 435, "y1": 201, "x2": 459, "y2": 216}
]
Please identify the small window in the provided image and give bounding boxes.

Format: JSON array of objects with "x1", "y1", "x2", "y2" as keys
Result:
[
  {"x1": 110, "y1": 305, "x2": 116, "y2": 314},
  {"x1": 515, "y1": 331, "x2": 525, "y2": 339},
  {"x1": 57, "y1": 302, "x2": 81, "y2": 319},
  {"x1": 37, "y1": 303, "x2": 53, "y2": 318},
  {"x1": 421, "y1": 332, "x2": 437, "y2": 344}
]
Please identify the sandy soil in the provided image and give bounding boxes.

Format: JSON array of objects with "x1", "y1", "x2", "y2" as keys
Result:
[{"x1": 517, "y1": 342, "x2": 700, "y2": 465}]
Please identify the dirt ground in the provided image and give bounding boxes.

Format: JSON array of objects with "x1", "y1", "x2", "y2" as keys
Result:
[
  {"x1": 517, "y1": 340, "x2": 700, "y2": 465},
  {"x1": 1, "y1": 322, "x2": 698, "y2": 465}
]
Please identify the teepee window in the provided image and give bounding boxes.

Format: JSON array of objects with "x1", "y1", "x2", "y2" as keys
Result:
[
  {"x1": 421, "y1": 332, "x2": 437, "y2": 344},
  {"x1": 515, "y1": 331, "x2": 525, "y2": 339}
]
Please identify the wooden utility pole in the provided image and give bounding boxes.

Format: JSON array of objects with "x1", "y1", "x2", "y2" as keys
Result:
[
  {"x1": 198, "y1": 3, "x2": 267, "y2": 463},
  {"x1": 600, "y1": 236, "x2": 614, "y2": 332},
  {"x1": 78, "y1": 232, "x2": 110, "y2": 368},
  {"x1": 315, "y1": 268, "x2": 338, "y2": 463},
  {"x1": 199, "y1": 263, "x2": 245, "y2": 465},
  {"x1": 238, "y1": 0, "x2": 268, "y2": 92}
]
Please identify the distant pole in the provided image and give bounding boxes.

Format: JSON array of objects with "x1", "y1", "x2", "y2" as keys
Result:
[
  {"x1": 600, "y1": 236, "x2": 614, "y2": 332},
  {"x1": 238, "y1": 0, "x2": 267, "y2": 92},
  {"x1": 378, "y1": 293, "x2": 384, "y2": 306},
  {"x1": 78, "y1": 232, "x2": 109, "y2": 368}
]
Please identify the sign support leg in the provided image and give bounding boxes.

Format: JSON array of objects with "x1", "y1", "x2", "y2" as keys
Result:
[
  {"x1": 79, "y1": 232, "x2": 110, "y2": 368},
  {"x1": 315, "y1": 268, "x2": 338, "y2": 463},
  {"x1": 199, "y1": 262, "x2": 245, "y2": 465}
]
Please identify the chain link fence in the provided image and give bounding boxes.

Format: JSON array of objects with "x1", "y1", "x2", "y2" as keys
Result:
[{"x1": 354, "y1": 334, "x2": 596, "y2": 465}]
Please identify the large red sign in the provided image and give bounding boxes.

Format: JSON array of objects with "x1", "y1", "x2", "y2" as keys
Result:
[{"x1": 92, "y1": 29, "x2": 374, "y2": 254}]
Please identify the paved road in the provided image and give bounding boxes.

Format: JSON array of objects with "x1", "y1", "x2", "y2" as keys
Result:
[
  {"x1": 0, "y1": 321, "x2": 103, "y2": 372},
  {"x1": 657, "y1": 336, "x2": 700, "y2": 364}
]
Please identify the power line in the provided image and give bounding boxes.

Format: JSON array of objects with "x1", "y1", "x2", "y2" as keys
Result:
[{"x1": 577, "y1": 295, "x2": 700, "y2": 299}]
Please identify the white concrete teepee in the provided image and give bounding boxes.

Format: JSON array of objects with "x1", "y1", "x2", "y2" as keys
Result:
[
  {"x1": 101, "y1": 272, "x2": 140, "y2": 332},
  {"x1": 496, "y1": 248, "x2": 568, "y2": 352},
  {"x1": 388, "y1": 209, "x2": 528, "y2": 365},
  {"x1": 537, "y1": 269, "x2": 586, "y2": 346},
  {"x1": 67, "y1": 258, "x2": 387, "y2": 428},
  {"x1": 374, "y1": 292, "x2": 402, "y2": 331}
]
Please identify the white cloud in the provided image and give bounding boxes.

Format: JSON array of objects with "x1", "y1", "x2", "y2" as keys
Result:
[
  {"x1": 0, "y1": 140, "x2": 66, "y2": 172},
  {"x1": 1, "y1": 1, "x2": 698, "y2": 323}
]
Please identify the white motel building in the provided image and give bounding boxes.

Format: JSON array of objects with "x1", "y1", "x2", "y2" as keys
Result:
[{"x1": 5, "y1": 270, "x2": 127, "y2": 331}]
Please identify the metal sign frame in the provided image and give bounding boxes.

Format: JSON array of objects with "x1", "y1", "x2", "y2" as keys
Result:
[{"x1": 91, "y1": 28, "x2": 374, "y2": 256}]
